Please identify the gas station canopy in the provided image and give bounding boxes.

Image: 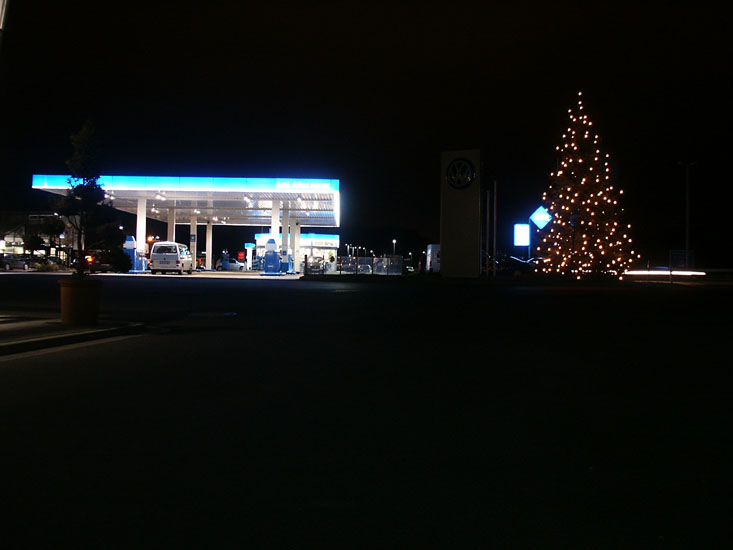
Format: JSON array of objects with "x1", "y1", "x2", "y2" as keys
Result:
[{"x1": 31, "y1": 174, "x2": 340, "y2": 228}]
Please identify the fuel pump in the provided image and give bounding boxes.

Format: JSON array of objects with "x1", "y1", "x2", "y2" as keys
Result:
[{"x1": 262, "y1": 239, "x2": 282, "y2": 275}]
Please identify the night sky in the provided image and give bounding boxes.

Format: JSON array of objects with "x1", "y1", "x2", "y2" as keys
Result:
[{"x1": 1, "y1": 1, "x2": 730, "y2": 265}]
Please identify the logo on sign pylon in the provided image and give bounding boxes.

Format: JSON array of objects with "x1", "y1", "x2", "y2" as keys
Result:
[{"x1": 445, "y1": 158, "x2": 477, "y2": 190}]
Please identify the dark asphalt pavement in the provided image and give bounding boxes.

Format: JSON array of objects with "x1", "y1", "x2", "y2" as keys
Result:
[{"x1": 1, "y1": 273, "x2": 731, "y2": 547}]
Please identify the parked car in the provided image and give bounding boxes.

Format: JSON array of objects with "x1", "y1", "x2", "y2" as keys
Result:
[
  {"x1": 86, "y1": 250, "x2": 113, "y2": 273},
  {"x1": 3, "y1": 254, "x2": 39, "y2": 270},
  {"x1": 337, "y1": 258, "x2": 355, "y2": 273},
  {"x1": 82, "y1": 248, "x2": 131, "y2": 273},
  {"x1": 215, "y1": 257, "x2": 245, "y2": 271},
  {"x1": 35, "y1": 256, "x2": 66, "y2": 272},
  {"x1": 42, "y1": 256, "x2": 64, "y2": 266},
  {"x1": 1, "y1": 253, "x2": 11, "y2": 270},
  {"x1": 149, "y1": 241, "x2": 194, "y2": 274},
  {"x1": 307, "y1": 257, "x2": 324, "y2": 274},
  {"x1": 489, "y1": 255, "x2": 540, "y2": 276}
]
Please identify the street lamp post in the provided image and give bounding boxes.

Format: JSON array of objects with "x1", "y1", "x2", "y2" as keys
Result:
[
  {"x1": 679, "y1": 161, "x2": 696, "y2": 269},
  {"x1": 392, "y1": 239, "x2": 396, "y2": 255}
]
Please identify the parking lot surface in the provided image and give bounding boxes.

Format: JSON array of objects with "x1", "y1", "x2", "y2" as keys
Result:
[{"x1": 1, "y1": 273, "x2": 731, "y2": 547}]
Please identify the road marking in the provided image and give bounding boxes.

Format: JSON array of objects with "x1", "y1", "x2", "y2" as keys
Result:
[{"x1": 0, "y1": 334, "x2": 143, "y2": 363}]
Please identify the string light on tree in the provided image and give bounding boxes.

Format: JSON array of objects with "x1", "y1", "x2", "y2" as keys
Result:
[{"x1": 537, "y1": 91, "x2": 640, "y2": 279}]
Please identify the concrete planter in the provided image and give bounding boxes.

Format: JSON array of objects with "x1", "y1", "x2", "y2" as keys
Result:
[{"x1": 58, "y1": 278, "x2": 103, "y2": 326}]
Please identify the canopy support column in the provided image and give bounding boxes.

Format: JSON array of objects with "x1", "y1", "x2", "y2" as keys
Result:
[
  {"x1": 206, "y1": 221, "x2": 213, "y2": 270},
  {"x1": 190, "y1": 215, "x2": 198, "y2": 265},
  {"x1": 167, "y1": 207, "x2": 176, "y2": 242},
  {"x1": 136, "y1": 198, "x2": 147, "y2": 254},
  {"x1": 293, "y1": 221, "x2": 301, "y2": 270},
  {"x1": 271, "y1": 201, "x2": 280, "y2": 246},
  {"x1": 282, "y1": 205, "x2": 290, "y2": 254}
]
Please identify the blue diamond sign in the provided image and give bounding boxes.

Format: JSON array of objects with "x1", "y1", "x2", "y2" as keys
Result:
[{"x1": 530, "y1": 206, "x2": 552, "y2": 229}]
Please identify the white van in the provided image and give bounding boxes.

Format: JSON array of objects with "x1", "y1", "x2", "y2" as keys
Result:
[{"x1": 149, "y1": 241, "x2": 194, "y2": 274}]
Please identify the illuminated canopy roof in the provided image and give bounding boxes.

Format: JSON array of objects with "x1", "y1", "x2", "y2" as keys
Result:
[{"x1": 32, "y1": 174, "x2": 341, "y2": 227}]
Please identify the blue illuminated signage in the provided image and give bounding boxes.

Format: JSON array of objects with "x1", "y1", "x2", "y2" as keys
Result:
[
  {"x1": 530, "y1": 206, "x2": 552, "y2": 229},
  {"x1": 514, "y1": 224, "x2": 530, "y2": 247}
]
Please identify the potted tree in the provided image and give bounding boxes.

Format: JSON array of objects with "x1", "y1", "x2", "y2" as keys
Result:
[{"x1": 56, "y1": 120, "x2": 106, "y2": 325}]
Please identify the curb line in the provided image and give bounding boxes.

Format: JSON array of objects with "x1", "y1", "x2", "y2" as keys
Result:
[{"x1": 0, "y1": 323, "x2": 146, "y2": 356}]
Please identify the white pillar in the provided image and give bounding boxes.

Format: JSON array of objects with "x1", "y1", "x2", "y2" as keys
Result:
[
  {"x1": 271, "y1": 201, "x2": 280, "y2": 246},
  {"x1": 205, "y1": 221, "x2": 213, "y2": 270},
  {"x1": 136, "y1": 198, "x2": 147, "y2": 254},
  {"x1": 190, "y1": 215, "x2": 198, "y2": 265},
  {"x1": 167, "y1": 208, "x2": 176, "y2": 242},
  {"x1": 288, "y1": 210, "x2": 298, "y2": 256},
  {"x1": 282, "y1": 205, "x2": 290, "y2": 254},
  {"x1": 293, "y1": 221, "x2": 301, "y2": 268}
]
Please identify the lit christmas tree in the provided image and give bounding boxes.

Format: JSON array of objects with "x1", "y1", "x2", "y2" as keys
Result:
[{"x1": 537, "y1": 92, "x2": 640, "y2": 279}]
